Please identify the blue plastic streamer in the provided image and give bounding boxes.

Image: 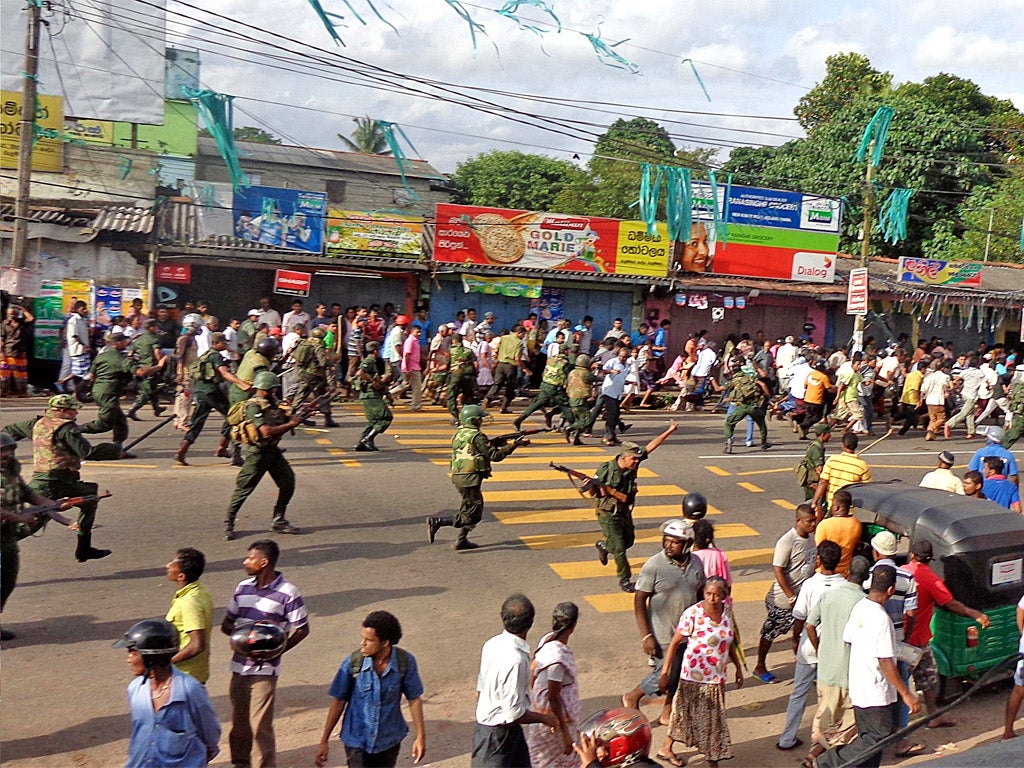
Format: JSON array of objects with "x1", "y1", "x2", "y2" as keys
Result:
[
  {"x1": 306, "y1": 0, "x2": 345, "y2": 44},
  {"x1": 681, "y1": 58, "x2": 711, "y2": 101},
  {"x1": 876, "y1": 187, "x2": 914, "y2": 244},
  {"x1": 719, "y1": 173, "x2": 732, "y2": 244},
  {"x1": 443, "y1": 0, "x2": 489, "y2": 54},
  {"x1": 376, "y1": 120, "x2": 421, "y2": 201},
  {"x1": 638, "y1": 164, "x2": 664, "y2": 236},
  {"x1": 854, "y1": 106, "x2": 894, "y2": 167},
  {"x1": 183, "y1": 87, "x2": 248, "y2": 191},
  {"x1": 581, "y1": 31, "x2": 639, "y2": 74},
  {"x1": 664, "y1": 166, "x2": 693, "y2": 244},
  {"x1": 496, "y1": 0, "x2": 561, "y2": 35},
  {"x1": 1019, "y1": 216, "x2": 1024, "y2": 251}
]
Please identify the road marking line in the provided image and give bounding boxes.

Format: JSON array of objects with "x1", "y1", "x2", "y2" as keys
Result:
[
  {"x1": 585, "y1": 579, "x2": 774, "y2": 612},
  {"x1": 549, "y1": 549, "x2": 771, "y2": 580},
  {"x1": 737, "y1": 481, "x2": 764, "y2": 493},
  {"x1": 340, "y1": 459, "x2": 362, "y2": 467},
  {"x1": 98, "y1": 463, "x2": 158, "y2": 469},
  {"x1": 414, "y1": 446, "x2": 607, "y2": 456},
  {"x1": 496, "y1": 504, "x2": 721, "y2": 525},
  {"x1": 315, "y1": 438, "x2": 333, "y2": 445},
  {"x1": 327, "y1": 448, "x2": 347, "y2": 455},
  {"x1": 520, "y1": 523, "x2": 759, "y2": 550},
  {"x1": 736, "y1": 467, "x2": 794, "y2": 476},
  {"x1": 395, "y1": 437, "x2": 570, "y2": 445},
  {"x1": 772, "y1": 499, "x2": 798, "y2": 510},
  {"x1": 488, "y1": 484, "x2": 687, "y2": 503},
  {"x1": 705, "y1": 465, "x2": 731, "y2": 476},
  {"x1": 487, "y1": 468, "x2": 658, "y2": 482}
]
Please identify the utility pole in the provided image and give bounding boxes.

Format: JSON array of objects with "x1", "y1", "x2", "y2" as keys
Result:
[
  {"x1": 11, "y1": 0, "x2": 42, "y2": 268},
  {"x1": 852, "y1": 140, "x2": 874, "y2": 352}
]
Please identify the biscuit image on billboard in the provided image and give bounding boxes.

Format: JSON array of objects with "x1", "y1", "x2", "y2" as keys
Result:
[{"x1": 472, "y1": 212, "x2": 526, "y2": 264}]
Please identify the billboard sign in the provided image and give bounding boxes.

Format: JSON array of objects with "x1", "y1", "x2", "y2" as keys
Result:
[
  {"x1": 273, "y1": 269, "x2": 311, "y2": 297},
  {"x1": 233, "y1": 186, "x2": 327, "y2": 254},
  {"x1": 326, "y1": 210, "x2": 423, "y2": 257},
  {"x1": 433, "y1": 204, "x2": 669, "y2": 277},
  {"x1": 156, "y1": 264, "x2": 191, "y2": 283},
  {"x1": 847, "y1": 268, "x2": 869, "y2": 315},
  {"x1": 0, "y1": 91, "x2": 63, "y2": 171},
  {"x1": 897, "y1": 257, "x2": 982, "y2": 287}
]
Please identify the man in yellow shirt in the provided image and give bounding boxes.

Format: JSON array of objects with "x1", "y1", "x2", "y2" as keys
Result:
[
  {"x1": 165, "y1": 547, "x2": 214, "y2": 683},
  {"x1": 812, "y1": 432, "x2": 872, "y2": 516},
  {"x1": 895, "y1": 360, "x2": 924, "y2": 435}
]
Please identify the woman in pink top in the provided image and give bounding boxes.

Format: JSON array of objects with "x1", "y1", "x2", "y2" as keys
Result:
[{"x1": 691, "y1": 520, "x2": 731, "y2": 584}]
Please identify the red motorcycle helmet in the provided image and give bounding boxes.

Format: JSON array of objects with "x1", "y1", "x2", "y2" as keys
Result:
[{"x1": 579, "y1": 707, "x2": 652, "y2": 766}]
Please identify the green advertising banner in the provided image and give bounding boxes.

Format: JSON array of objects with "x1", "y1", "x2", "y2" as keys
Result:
[
  {"x1": 461, "y1": 273, "x2": 543, "y2": 298},
  {"x1": 34, "y1": 281, "x2": 64, "y2": 361}
]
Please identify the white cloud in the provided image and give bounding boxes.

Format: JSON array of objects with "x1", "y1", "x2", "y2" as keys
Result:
[{"x1": 914, "y1": 25, "x2": 1024, "y2": 71}]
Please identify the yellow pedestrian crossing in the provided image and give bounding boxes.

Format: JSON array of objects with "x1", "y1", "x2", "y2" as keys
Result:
[
  {"x1": 487, "y1": 468, "x2": 658, "y2": 482},
  {"x1": 705, "y1": 465, "x2": 732, "y2": 476},
  {"x1": 394, "y1": 436, "x2": 571, "y2": 445},
  {"x1": 737, "y1": 481, "x2": 764, "y2": 493},
  {"x1": 549, "y1": 548, "x2": 773, "y2": 579},
  {"x1": 487, "y1": 484, "x2": 687, "y2": 503},
  {"x1": 495, "y1": 503, "x2": 721, "y2": 525},
  {"x1": 519, "y1": 523, "x2": 759, "y2": 550},
  {"x1": 415, "y1": 446, "x2": 606, "y2": 456},
  {"x1": 585, "y1": 580, "x2": 774, "y2": 613}
]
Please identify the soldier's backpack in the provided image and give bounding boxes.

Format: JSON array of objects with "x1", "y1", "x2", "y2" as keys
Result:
[
  {"x1": 731, "y1": 373, "x2": 760, "y2": 405},
  {"x1": 225, "y1": 399, "x2": 249, "y2": 426},
  {"x1": 348, "y1": 647, "x2": 409, "y2": 678}
]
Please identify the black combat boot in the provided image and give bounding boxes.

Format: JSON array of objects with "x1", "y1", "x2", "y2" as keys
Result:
[
  {"x1": 356, "y1": 429, "x2": 377, "y2": 452},
  {"x1": 223, "y1": 517, "x2": 235, "y2": 541},
  {"x1": 231, "y1": 445, "x2": 243, "y2": 467},
  {"x1": 75, "y1": 533, "x2": 112, "y2": 563},
  {"x1": 323, "y1": 416, "x2": 339, "y2": 428},
  {"x1": 175, "y1": 440, "x2": 190, "y2": 466},
  {"x1": 426, "y1": 516, "x2": 452, "y2": 543},
  {"x1": 271, "y1": 506, "x2": 300, "y2": 535},
  {"x1": 126, "y1": 406, "x2": 141, "y2": 422},
  {"x1": 453, "y1": 527, "x2": 479, "y2": 551},
  {"x1": 214, "y1": 436, "x2": 231, "y2": 458}
]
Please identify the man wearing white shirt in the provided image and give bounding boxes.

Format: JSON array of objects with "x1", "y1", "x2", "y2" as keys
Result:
[
  {"x1": 919, "y1": 451, "x2": 965, "y2": 494},
  {"x1": 257, "y1": 296, "x2": 282, "y2": 330},
  {"x1": 944, "y1": 357, "x2": 985, "y2": 439},
  {"x1": 788, "y1": 355, "x2": 812, "y2": 401},
  {"x1": 281, "y1": 300, "x2": 311, "y2": 335},
  {"x1": 816, "y1": 566, "x2": 920, "y2": 768},
  {"x1": 598, "y1": 347, "x2": 631, "y2": 446},
  {"x1": 776, "y1": 335, "x2": 799, "y2": 392},
  {"x1": 472, "y1": 595, "x2": 557, "y2": 767}
]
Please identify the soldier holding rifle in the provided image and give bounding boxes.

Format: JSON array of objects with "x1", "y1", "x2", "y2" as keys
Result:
[
  {"x1": 555, "y1": 422, "x2": 678, "y2": 593},
  {"x1": 427, "y1": 405, "x2": 531, "y2": 550}
]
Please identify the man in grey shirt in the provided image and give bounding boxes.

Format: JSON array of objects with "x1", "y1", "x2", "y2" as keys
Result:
[{"x1": 623, "y1": 519, "x2": 705, "y2": 727}]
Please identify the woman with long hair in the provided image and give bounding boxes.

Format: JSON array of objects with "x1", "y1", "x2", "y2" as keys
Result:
[{"x1": 526, "y1": 601, "x2": 582, "y2": 768}]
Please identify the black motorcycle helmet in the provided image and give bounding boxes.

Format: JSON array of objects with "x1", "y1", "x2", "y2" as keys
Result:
[
  {"x1": 255, "y1": 336, "x2": 281, "y2": 359},
  {"x1": 113, "y1": 619, "x2": 179, "y2": 669},
  {"x1": 681, "y1": 492, "x2": 708, "y2": 520},
  {"x1": 230, "y1": 620, "x2": 287, "y2": 663}
]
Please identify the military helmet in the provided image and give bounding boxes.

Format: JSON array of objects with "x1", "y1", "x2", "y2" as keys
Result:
[
  {"x1": 48, "y1": 393, "x2": 81, "y2": 410},
  {"x1": 113, "y1": 619, "x2": 179, "y2": 668},
  {"x1": 459, "y1": 404, "x2": 487, "y2": 426},
  {"x1": 579, "y1": 707, "x2": 652, "y2": 766},
  {"x1": 255, "y1": 337, "x2": 280, "y2": 358},
  {"x1": 310, "y1": 325, "x2": 325, "y2": 337},
  {"x1": 0, "y1": 432, "x2": 16, "y2": 449},
  {"x1": 252, "y1": 371, "x2": 281, "y2": 391},
  {"x1": 681, "y1": 491, "x2": 708, "y2": 520},
  {"x1": 181, "y1": 312, "x2": 203, "y2": 330},
  {"x1": 365, "y1": 340, "x2": 381, "y2": 353},
  {"x1": 230, "y1": 620, "x2": 287, "y2": 662},
  {"x1": 575, "y1": 354, "x2": 592, "y2": 368}
]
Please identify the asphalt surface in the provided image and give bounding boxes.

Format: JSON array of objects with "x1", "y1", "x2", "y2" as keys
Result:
[{"x1": 1, "y1": 395, "x2": 1020, "y2": 767}]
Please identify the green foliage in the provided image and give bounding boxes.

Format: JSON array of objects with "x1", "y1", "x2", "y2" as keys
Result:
[
  {"x1": 338, "y1": 116, "x2": 392, "y2": 155},
  {"x1": 450, "y1": 151, "x2": 585, "y2": 210},
  {"x1": 795, "y1": 53, "x2": 892, "y2": 133},
  {"x1": 957, "y1": 168, "x2": 1024, "y2": 263},
  {"x1": 199, "y1": 125, "x2": 282, "y2": 144}
]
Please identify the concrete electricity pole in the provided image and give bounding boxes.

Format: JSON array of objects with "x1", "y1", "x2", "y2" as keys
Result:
[
  {"x1": 852, "y1": 140, "x2": 874, "y2": 351},
  {"x1": 11, "y1": 0, "x2": 42, "y2": 268}
]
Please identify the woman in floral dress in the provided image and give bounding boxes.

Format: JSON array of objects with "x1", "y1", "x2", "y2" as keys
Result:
[{"x1": 526, "y1": 602, "x2": 582, "y2": 768}]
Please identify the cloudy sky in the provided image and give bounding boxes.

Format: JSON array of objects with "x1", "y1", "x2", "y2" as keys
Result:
[{"x1": 15, "y1": 0, "x2": 1024, "y2": 175}]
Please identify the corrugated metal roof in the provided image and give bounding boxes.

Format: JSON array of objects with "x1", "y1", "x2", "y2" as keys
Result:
[
  {"x1": 88, "y1": 206, "x2": 154, "y2": 234},
  {"x1": 0, "y1": 204, "x2": 94, "y2": 226}
]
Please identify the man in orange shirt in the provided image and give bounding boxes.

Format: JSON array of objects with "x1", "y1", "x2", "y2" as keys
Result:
[
  {"x1": 814, "y1": 490, "x2": 862, "y2": 576},
  {"x1": 798, "y1": 361, "x2": 835, "y2": 439}
]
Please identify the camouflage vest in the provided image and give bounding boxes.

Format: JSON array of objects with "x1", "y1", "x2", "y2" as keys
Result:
[
  {"x1": 193, "y1": 348, "x2": 223, "y2": 383},
  {"x1": 451, "y1": 426, "x2": 488, "y2": 475},
  {"x1": 1010, "y1": 381, "x2": 1024, "y2": 416},
  {"x1": 566, "y1": 367, "x2": 593, "y2": 400},
  {"x1": 236, "y1": 350, "x2": 270, "y2": 385},
  {"x1": 542, "y1": 354, "x2": 569, "y2": 387},
  {"x1": 32, "y1": 413, "x2": 81, "y2": 474},
  {"x1": 450, "y1": 345, "x2": 476, "y2": 376}
]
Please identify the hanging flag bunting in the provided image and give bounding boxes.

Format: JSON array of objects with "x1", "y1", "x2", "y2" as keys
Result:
[
  {"x1": 664, "y1": 166, "x2": 693, "y2": 244},
  {"x1": 680, "y1": 59, "x2": 711, "y2": 101},
  {"x1": 496, "y1": 0, "x2": 561, "y2": 35},
  {"x1": 184, "y1": 88, "x2": 248, "y2": 191},
  {"x1": 306, "y1": 0, "x2": 346, "y2": 44},
  {"x1": 443, "y1": 0, "x2": 490, "y2": 54},
  {"x1": 638, "y1": 164, "x2": 664, "y2": 236},
  {"x1": 853, "y1": 105, "x2": 894, "y2": 167},
  {"x1": 375, "y1": 120, "x2": 424, "y2": 201},
  {"x1": 877, "y1": 187, "x2": 914, "y2": 244},
  {"x1": 581, "y1": 29, "x2": 639, "y2": 73}
]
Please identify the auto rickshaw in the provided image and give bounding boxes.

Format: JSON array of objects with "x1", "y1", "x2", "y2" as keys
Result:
[{"x1": 844, "y1": 480, "x2": 1024, "y2": 699}]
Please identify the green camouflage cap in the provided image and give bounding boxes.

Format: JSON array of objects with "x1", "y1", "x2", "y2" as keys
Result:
[
  {"x1": 48, "y1": 394, "x2": 82, "y2": 410},
  {"x1": 620, "y1": 441, "x2": 643, "y2": 458}
]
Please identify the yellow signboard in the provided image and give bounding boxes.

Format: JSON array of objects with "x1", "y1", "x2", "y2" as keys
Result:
[
  {"x1": 0, "y1": 91, "x2": 63, "y2": 171},
  {"x1": 615, "y1": 221, "x2": 670, "y2": 277},
  {"x1": 63, "y1": 116, "x2": 115, "y2": 145}
]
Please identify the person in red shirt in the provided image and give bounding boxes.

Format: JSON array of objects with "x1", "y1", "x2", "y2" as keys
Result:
[{"x1": 904, "y1": 540, "x2": 989, "y2": 728}]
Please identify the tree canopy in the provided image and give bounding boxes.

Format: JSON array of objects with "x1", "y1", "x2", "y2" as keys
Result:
[
  {"x1": 199, "y1": 125, "x2": 282, "y2": 144},
  {"x1": 338, "y1": 116, "x2": 391, "y2": 155},
  {"x1": 451, "y1": 151, "x2": 584, "y2": 210}
]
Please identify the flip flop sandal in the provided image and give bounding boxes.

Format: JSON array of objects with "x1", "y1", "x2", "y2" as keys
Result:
[
  {"x1": 753, "y1": 671, "x2": 779, "y2": 683},
  {"x1": 894, "y1": 743, "x2": 926, "y2": 758},
  {"x1": 655, "y1": 752, "x2": 686, "y2": 767}
]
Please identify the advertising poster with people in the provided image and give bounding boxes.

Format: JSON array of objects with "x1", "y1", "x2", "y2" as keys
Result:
[{"x1": 232, "y1": 186, "x2": 327, "y2": 254}]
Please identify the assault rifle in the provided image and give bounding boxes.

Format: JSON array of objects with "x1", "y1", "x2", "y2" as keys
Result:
[
  {"x1": 291, "y1": 390, "x2": 336, "y2": 421},
  {"x1": 21, "y1": 491, "x2": 112, "y2": 527},
  {"x1": 550, "y1": 463, "x2": 628, "y2": 503},
  {"x1": 489, "y1": 428, "x2": 545, "y2": 446}
]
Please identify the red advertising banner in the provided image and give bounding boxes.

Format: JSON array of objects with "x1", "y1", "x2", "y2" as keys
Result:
[
  {"x1": 155, "y1": 264, "x2": 191, "y2": 283},
  {"x1": 433, "y1": 204, "x2": 669, "y2": 277},
  {"x1": 273, "y1": 269, "x2": 311, "y2": 297}
]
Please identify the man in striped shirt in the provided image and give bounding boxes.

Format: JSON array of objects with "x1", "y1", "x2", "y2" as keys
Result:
[
  {"x1": 222, "y1": 540, "x2": 310, "y2": 768},
  {"x1": 812, "y1": 432, "x2": 872, "y2": 517}
]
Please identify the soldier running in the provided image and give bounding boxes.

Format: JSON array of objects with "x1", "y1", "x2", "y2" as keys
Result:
[
  {"x1": 126, "y1": 318, "x2": 167, "y2": 421},
  {"x1": 724, "y1": 357, "x2": 771, "y2": 453},
  {"x1": 291, "y1": 326, "x2": 338, "y2": 428},
  {"x1": 354, "y1": 341, "x2": 393, "y2": 452},
  {"x1": 3, "y1": 394, "x2": 122, "y2": 561},
  {"x1": 227, "y1": 336, "x2": 280, "y2": 466},
  {"x1": 513, "y1": 344, "x2": 573, "y2": 432},
  {"x1": 446, "y1": 333, "x2": 478, "y2": 426},
  {"x1": 224, "y1": 371, "x2": 302, "y2": 540},
  {"x1": 427, "y1": 404, "x2": 527, "y2": 550},
  {"x1": 564, "y1": 354, "x2": 600, "y2": 445}
]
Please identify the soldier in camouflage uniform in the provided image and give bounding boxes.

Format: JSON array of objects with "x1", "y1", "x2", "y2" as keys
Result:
[
  {"x1": 1, "y1": 432, "x2": 64, "y2": 639},
  {"x1": 126, "y1": 318, "x2": 167, "y2": 421},
  {"x1": 427, "y1": 404, "x2": 527, "y2": 550},
  {"x1": 226, "y1": 336, "x2": 280, "y2": 466},
  {"x1": 513, "y1": 347, "x2": 573, "y2": 431},
  {"x1": 446, "y1": 333, "x2": 478, "y2": 425},
  {"x1": 79, "y1": 332, "x2": 166, "y2": 449},
  {"x1": 224, "y1": 371, "x2": 302, "y2": 540},
  {"x1": 176, "y1": 333, "x2": 250, "y2": 466},
  {"x1": 291, "y1": 326, "x2": 338, "y2": 428},
  {"x1": 565, "y1": 354, "x2": 600, "y2": 445},
  {"x1": 1007, "y1": 370, "x2": 1024, "y2": 448},
  {"x1": 355, "y1": 341, "x2": 393, "y2": 451},
  {"x1": 3, "y1": 394, "x2": 121, "y2": 562},
  {"x1": 723, "y1": 357, "x2": 771, "y2": 453}
]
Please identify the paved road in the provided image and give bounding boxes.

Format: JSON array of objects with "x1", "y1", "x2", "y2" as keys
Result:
[{"x1": 1, "y1": 396, "x2": 1018, "y2": 767}]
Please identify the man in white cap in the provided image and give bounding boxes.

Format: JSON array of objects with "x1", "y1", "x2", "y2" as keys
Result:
[
  {"x1": 237, "y1": 309, "x2": 262, "y2": 354},
  {"x1": 623, "y1": 518, "x2": 705, "y2": 728},
  {"x1": 967, "y1": 426, "x2": 1018, "y2": 486},
  {"x1": 918, "y1": 451, "x2": 964, "y2": 494}
]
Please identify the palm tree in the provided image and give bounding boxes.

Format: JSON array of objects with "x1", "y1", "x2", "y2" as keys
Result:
[{"x1": 338, "y1": 116, "x2": 391, "y2": 155}]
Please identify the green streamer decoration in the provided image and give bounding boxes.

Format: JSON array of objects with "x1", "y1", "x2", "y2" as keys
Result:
[
  {"x1": 664, "y1": 166, "x2": 693, "y2": 244},
  {"x1": 496, "y1": 0, "x2": 561, "y2": 35},
  {"x1": 1019, "y1": 216, "x2": 1024, "y2": 251},
  {"x1": 853, "y1": 106, "x2": 894, "y2": 167},
  {"x1": 680, "y1": 59, "x2": 711, "y2": 101},
  {"x1": 581, "y1": 28, "x2": 639, "y2": 74},
  {"x1": 376, "y1": 120, "x2": 422, "y2": 201},
  {"x1": 183, "y1": 87, "x2": 248, "y2": 191},
  {"x1": 877, "y1": 187, "x2": 914, "y2": 244},
  {"x1": 306, "y1": 0, "x2": 345, "y2": 44},
  {"x1": 443, "y1": 0, "x2": 490, "y2": 54},
  {"x1": 638, "y1": 164, "x2": 663, "y2": 236}
]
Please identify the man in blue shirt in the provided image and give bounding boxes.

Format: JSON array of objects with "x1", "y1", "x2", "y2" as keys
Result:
[
  {"x1": 317, "y1": 611, "x2": 426, "y2": 767},
  {"x1": 981, "y1": 457, "x2": 1022, "y2": 512},
  {"x1": 968, "y1": 426, "x2": 1018, "y2": 486}
]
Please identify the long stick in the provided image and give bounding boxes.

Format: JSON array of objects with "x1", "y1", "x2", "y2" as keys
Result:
[
  {"x1": 858, "y1": 427, "x2": 895, "y2": 456},
  {"x1": 122, "y1": 414, "x2": 177, "y2": 452}
]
